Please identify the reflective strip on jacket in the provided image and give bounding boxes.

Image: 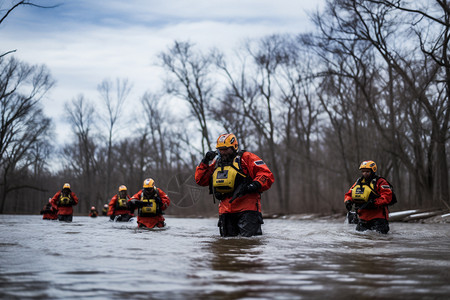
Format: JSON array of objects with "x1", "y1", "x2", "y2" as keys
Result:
[
  {"x1": 129, "y1": 188, "x2": 170, "y2": 228},
  {"x1": 50, "y1": 191, "x2": 79, "y2": 216},
  {"x1": 195, "y1": 151, "x2": 274, "y2": 214},
  {"x1": 344, "y1": 177, "x2": 393, "y2": 221}
]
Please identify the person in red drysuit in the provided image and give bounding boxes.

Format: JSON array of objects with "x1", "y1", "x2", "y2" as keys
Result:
[
  {"x1": 107, "y1": 185, "x2": 134, "y2": 222},
  {"x1": 128, "y1": 178, "x2": 170, "y2": 228},
  {"x1": 40, "y1": 198, "x2": 57, "y2": 220},
  {"x1": 50, "y1": 183, "x2": 79, "y2": 222},
  {"x1": 195, "y1": 133, "x2": 274, "y2": 237},
  {"x1": 344, "y1": 160, "x2": 393, "y2": 234}
]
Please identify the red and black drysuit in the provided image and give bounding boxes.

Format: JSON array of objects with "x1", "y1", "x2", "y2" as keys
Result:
[
  {"x1": 50, "y1": 189, "x2": 79, "y2": 222},
  {"x1": 40, "y1": 203, "x2": 57, "y2": 220},
  {"x1": 129, "y1": 188, "x2": 170, "y2": 228},
  {"x1": 195, "y1": 151, "x2": 274, "y2": 237},
  {"x1": 107, "y1": 194, "x2": 134, "y2": 222},
  {"x1": 344, "y1": 175, "x2": 393, "y2": 234}
]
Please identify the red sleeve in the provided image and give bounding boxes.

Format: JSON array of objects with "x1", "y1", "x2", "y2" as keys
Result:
[
  {"x1": 108, "y1": 195, "x2": 117, "y2": 215},
  {"x1": 130, "y1": 190, "x2": 143, "y2": 201},
  {"x1": 70, "y1": 192, "x2": 79, "y2": 205},
  {"x1": 157, "y1": 188, "x2": 170, "y2": 210},
  {"x1": 50, "y1": 191, "x2": 61, "y2": 210},
  {"x1": 374, "y1": 177, "x2": 393, "y2": 206},
  {"x1": 344, "y1": 182, "x2": 357, "y2": 202},
  {"x1": 195, "y1": 161, "x2": 215, "y2": 186},
  {"x1": 241, "y1": 152, "x2": 274, "y2": 192}
]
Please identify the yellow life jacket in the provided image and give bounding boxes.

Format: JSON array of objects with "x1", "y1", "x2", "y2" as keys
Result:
[
  {"x1": 212, "y1": 154, "x2": 248, "y2": 198},
  {"x1": 117, "y1": 197, "x2": 128, "y2": 209},
  {"x1": 351, "y1": 178, "x2": 376, "y2": 204},
  {"x1": 59, "y1": 195, "x2": 71, "y2": 206},
  {"x1": 139, "y1": 192, "x2": 160, "y2": 217}
]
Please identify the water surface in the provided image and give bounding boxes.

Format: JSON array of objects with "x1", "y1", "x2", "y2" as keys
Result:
[{"x1": 1, "y1": 215, "x2": 449, "y2": 299}]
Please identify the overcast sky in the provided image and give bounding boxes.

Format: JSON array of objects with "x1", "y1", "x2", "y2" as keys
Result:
[{"x1": 0, "y1": 0, "x2": 323, "y2": 145}]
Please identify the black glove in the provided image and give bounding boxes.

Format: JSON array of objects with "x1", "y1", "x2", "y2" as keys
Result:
[
  {"x1": 134, "y1": 200, "x2": 144, "y2": 208},
  {"x1": 240, "y1": 181, "x2": 261, "y2": 195},
  {"x1": 127, "y1": 200, "x2": 135, "y2": 210},
  {"x1": 202, "y1": 150, "x2": 217, "y2": 164},
  {"x1": 229, "y1": 181, "x2": 261, "y2": 203},
  {"x1": 345, "y1": 201, "x2": 353, "y2": 211},
  {"x1": 365, "y1": 198, "x2": 377, "y2": 209},
  {"x1": 110, "y1": 215, "x2": 115, "y2": 221}
]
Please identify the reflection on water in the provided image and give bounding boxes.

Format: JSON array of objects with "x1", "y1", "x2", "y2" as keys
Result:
[
  {"x1": 206, "y1": 237, "x2": 265, "y2": 272},
  {"x1": 0, "y1": 215, "x2": 449, "y2": 299}
]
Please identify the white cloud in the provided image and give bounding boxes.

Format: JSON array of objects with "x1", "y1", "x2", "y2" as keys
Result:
[{"x1": 0, "y1": 0, "x2": 323, "y2": 145}]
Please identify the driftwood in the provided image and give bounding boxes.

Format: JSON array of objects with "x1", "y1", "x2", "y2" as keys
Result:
[{"x1": 389, "y1": 208, "x2": 449, "y2": 222}]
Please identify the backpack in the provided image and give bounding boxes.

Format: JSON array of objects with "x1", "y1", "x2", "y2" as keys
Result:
[{"x1": 371, "y1": 176, "x2": 397, "y2": 206}]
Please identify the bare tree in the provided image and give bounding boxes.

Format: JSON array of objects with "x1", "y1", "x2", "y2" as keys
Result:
[
  {"x1": 62, "y1": 95, "x2": 98, "y2": 213},
  {"x1": 0, "y1": 56, "x2": 54, "y2": 212},
  {"x1": 367, "y1": 0, "x2": 450, "y2": 209},
  {"x1": 213, "y1": 50, "x2": 258, "y2": 150},
  {"x1": 0, "y1": 1, "x2": 59, "y2": 58},
  {"x1": 141, "y1": 92, "x2": 172, "y2": 176},
  {"x1": 97, "y1": 78, "x2": 132, "y2": 200},
  {"x1": 158, "y1": 41, "x2": 216, "y2": 154},
  {"x1": 310, "y1": 0, "x2": 449, "y2": 208}
]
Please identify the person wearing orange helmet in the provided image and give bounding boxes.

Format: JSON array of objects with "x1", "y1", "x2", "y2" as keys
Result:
[
  {"x1": 195, "y1": 133, "x2": 274, "y2": 237},
  {"x1": 107, "y1": 185, "x2": 134, "y2": 222},
  {"x1": 128, "y1": 178, "x2": 170, "y2": 228},
  {"x1": 344, "y1": 160, "x2": 393, "y2": 234},
  {"x1": 40, "y1": 198, "x2": 57, "y2": 220},
  {"x1": 89, "y1": 206, "x2": 99, "y2": 218},
  {"x1": 50, "y1": 183, "x2": 79, "y2": 222}
]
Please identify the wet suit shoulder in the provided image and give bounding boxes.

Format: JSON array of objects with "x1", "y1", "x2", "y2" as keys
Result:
[{"x1": 240, "y1": 151, "x2": 274, "y2": 192}]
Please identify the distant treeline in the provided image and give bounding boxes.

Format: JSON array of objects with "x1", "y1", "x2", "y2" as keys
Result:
[{"x1": 1, "y1": 0, "x2": 449, "y2": 215}]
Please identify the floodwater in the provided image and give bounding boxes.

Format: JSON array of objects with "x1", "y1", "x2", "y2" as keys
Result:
[{"x1": 1, "y1": 215, "x2": 449, "y2": 300}]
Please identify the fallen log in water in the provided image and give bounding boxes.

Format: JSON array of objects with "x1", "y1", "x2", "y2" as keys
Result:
[
  {"x1": 402, "y1": 211, "x2": 445, "y2": 221},
  {"x1": 389, "y1": 208, "x2": 448, "y2": 222},
  {"x1": 389, "y1": 210, "x2": 421, "y2": 222}
]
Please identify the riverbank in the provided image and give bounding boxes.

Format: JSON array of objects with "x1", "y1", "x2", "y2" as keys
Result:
[{"x1": 263, "y1": 208, "x2": 450, "y2": 224}]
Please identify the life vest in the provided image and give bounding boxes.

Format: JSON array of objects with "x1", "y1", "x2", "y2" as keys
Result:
[
  {"x1": 351, "y1": 176, "x2": 397, "y2": 206},
  {"x1": 211, "y1": 151, "x2": 249, "y2": 200},
  {"x1": 58, "y1": 194, "x2": 72, "y2": 207},
  {"x1": 138, "y1": 191, "x2": 161, "y2": 217},
  {"x1": 351, "y1": 178, "x2": 376, "y2": 204},
  {"x1": 116, "y1": 197, "x2": 128, "y2": 209}
]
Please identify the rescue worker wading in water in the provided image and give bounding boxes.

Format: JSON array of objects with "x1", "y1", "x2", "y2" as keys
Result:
[
  {"x1": 50, "y1": 183, "x2": 79, "y2": 222},
  {"x1": 195, "y1": 133, "x2": 274, "y2": 237},
  {"x1": 40, "y1": 198, "x2": 57, "y2": 220},
  {"x1": 344, "y1": 161, "x2": 393, "y2": 234},
  {"x1": 101, "y1": 204, "x2": 108, "y2": 216},
  {"x1": 107, "y1": 185, "x2": 134, "y2": 222},
  {"x1": 89, "y1": 206, "x2": 99, "y2": 217},
  {"x1": 128, "y1": 178, "x2": 170, "y2": 228}
]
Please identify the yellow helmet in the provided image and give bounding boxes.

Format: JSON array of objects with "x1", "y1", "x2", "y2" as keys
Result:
[
  {"x1": 118, "y1": 185, "x2": 127, "y2": 191},
  {"x1": 143, "y1": 178, "x2": 155, "y2": 189},
  {"x1": 62, "y1": 183, "x2": 71, "y2": 189},
  {"x1": 359, "y1": 160, "x2": 377, "y2": 173},
  {"x1": 216, "y1": 133, "x2": 238, "y2": 151}
]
